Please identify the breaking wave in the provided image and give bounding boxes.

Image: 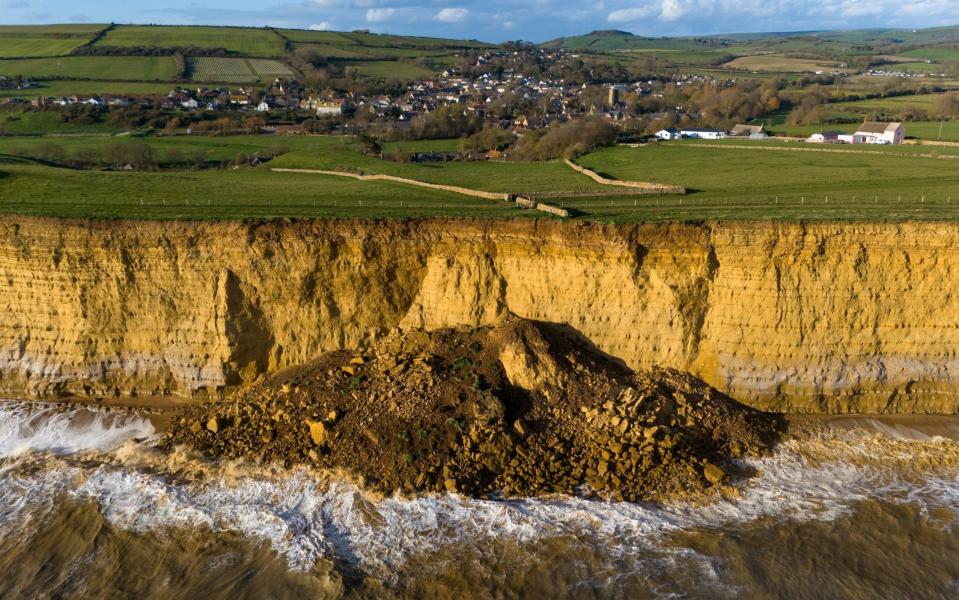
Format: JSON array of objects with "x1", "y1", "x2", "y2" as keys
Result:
[{"x1": 0, "y1": 401, "x2": 958, "y2": 582}]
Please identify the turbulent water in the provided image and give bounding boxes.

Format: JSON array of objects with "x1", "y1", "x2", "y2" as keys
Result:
[{"x1": 1, "y1": 402, "x2": 958, "y2": 599}]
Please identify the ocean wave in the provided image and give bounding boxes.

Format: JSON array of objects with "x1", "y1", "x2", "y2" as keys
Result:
[
  {"x1": 0, "y1": 404, "x2": 957, "y2": 579},
  {"x1": 0, "y1": 401, "x2": 155, "y2": 457}
]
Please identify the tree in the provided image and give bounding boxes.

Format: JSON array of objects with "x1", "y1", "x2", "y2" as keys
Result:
[
  {"x1": 357, "y1": 133, "x2": 382, "y2": 156},
  {"x1": 935, "y1": 92, "x2": 959, "y2": 118}
]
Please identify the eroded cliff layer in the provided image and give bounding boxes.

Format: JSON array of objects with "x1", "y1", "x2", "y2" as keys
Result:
[{"x1": 2, "y1": 217, "x2": 958, "y2": 413}]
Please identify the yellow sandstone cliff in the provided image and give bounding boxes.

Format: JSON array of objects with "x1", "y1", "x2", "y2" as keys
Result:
[{"x1": 2, "y1": 217, "x2": 958, "y2": 413}]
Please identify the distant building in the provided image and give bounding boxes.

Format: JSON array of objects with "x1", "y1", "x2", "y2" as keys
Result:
[
  {"x1": 680, "y1": 128, "x2": 726, "y2": 140},
  {"x1": 853, "y1": 121, "x2": 905, "y2": 145},
  {"x1": 730, "y1": 123, "x2": 764, "y2": 136},
  {"x1": 315, "y1": 102, "x2": 344, "y2": 116},
  {"x1": 608, "y1": 84, "x2": 628, "y2": 106},
  {"x1": 807, "y1": 131, "x2": 845, "y2": 143},
  {"x1": 655, "y1": 128, "x2": 682, "y2": 140}
]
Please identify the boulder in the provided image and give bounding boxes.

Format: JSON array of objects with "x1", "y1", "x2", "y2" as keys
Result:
[
  {"x1": 306, "y1": 419, "x2": 329, "y2": 445},
  {"x1": 704, "y1": 462, "x2": 726, "y2": 485}
]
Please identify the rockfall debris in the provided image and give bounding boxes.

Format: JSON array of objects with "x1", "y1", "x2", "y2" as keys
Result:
[{"x1": 167, "y1": 318, "x2": 784, "y2": 501}]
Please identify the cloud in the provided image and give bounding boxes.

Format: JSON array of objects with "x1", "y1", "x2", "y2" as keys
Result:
[
  {"x1": 5, "y1": 0, "x2": 29, "y2": 8},
  {"x1": 310, "y1": 0, "x2": 343, "y2": 7},
  {"x1": 436, "y1": 7, "x2": 469, "y2": 23},
  {"x1": 365, "y1": 7, "x2": 395, "y2": 22},
  {"x1": 309, "y1": 21, "x2": 335, "y2": 30},
  {"x1": 607, "y1": 5, "x2": 656, "y2": 22},
  {"x1": 69, "y1": 13, "x2": 91, "y2": 22},
  {"x1": 659, "y1": 0, "x2": 683, "y2": 20}
]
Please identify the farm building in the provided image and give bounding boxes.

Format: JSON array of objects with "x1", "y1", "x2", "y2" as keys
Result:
[
  {"x1": 730, "y1": 123, "x2": 764, "y2": 136},
  {"x1": 853, "y1": 122, "x2": 904, "y2": 145},
  {"x1": 655, "y1": 128, "x2": 682, "y2": 140},
  {"x1": 681, "y1": 128, "x2": 726, "y2": 140},
  {"x1": 807, "y1": 131, "x2": 845, "y2": 143}
]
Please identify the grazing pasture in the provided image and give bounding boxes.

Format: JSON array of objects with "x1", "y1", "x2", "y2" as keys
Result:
[
  {"x1": 0, "y1": 56, "x2": 177, "y2": 81},
  {"x1": 96, "y1": 25, "x2": 287, "y2": 57}
]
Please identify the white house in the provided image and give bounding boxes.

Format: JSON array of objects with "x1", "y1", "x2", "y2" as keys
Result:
[
  {"x1": 315, "y1": 102, "x2": 343, "y2": 116},
  {"x1": 255, "y1": 101, "x2": 271, "y2": 112},
  {"x1": 807, "y1": 131, "x2": 844, "y2": 143},
  {"x1": 180, "y1": 98, "x2": 199, "y2": 109},
  {"x1": 681, "y1": 128, "x2": 726, "y2": 140},
  {"x1": 853, "y1": 121, "x2": 904, "y2": 145},
  {"x1": 655, "y1": 128, "x2": 682, "y2": 140}
]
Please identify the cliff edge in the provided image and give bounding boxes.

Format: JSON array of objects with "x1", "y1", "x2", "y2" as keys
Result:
[{"x1": 2, "y1": 217, "x2": 958, "y2": 413}]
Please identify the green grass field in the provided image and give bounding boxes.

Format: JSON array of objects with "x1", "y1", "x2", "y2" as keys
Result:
[
  {"x1": 575, "y1": 142, "x2": 959, "y2": 209},
  {"x1": 839, "y1": 93, "x2": 945, "y2": 111},
  {"x1": 277, "y1": 29, "x2": 490, "y2": 50},
  {"x1": 0, "y1": 24, "x2": 105, "y2": 58},
  {"x1": 96, "y1": 25, "x2": 286, "y2": 57},
  {"x1": 0, "y1": 159, "x2": 527, "y2": 220},
  {"x1": 332, "y1": 59, "x2": 441, "y2": 80},
  {"x1": 720, "y1": 55, "x2": 845, "y2": 73},
  {"x1": 899, "y1": 47, "x2": 959, "y2": 62},
  {"x1": 187, "y1": 57, "x2": 294, "y2": 83},
  {"x1": 5, "y1": 133, "x2": 959, "y2": 223},
  {"x1": 0, "y1": 110, "x2": 124, "y2": 135},
  {"x1": 269, "y1": 147, "x2": 607, "y2": 195},
  {"x1": 0, "y1": 56, "x2": 177, "y2": 81},
  {"x1": 0, "y1": 80, "x2": 173, "y2": 99}
]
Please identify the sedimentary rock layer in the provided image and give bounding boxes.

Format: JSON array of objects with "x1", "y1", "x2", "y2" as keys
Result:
[{"x1": 2, "y1": 217, "x2": 958, "y2": 413}]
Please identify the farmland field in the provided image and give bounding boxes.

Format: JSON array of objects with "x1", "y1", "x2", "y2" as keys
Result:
[
  {"x1": 333, "y1": 59, "x2": 438, "y2": 80},
  {"x1": 5, "y1": 137, "x2": 959, "y2": 222},
  {"x1": 0, "y1": 159, "x2": 524, "y2": 220},
  {"x1": 0, "y1": 24, "x2": 106, "y2": 58},
  {"x1": 96, "y1": 26, "x2": 286, "y2": 57},
  {"x1": 0, "y1": 56, "x2": 177, "y2": 81},
  {"x1": 0, "y1": 79, "x2": 173, "y2": 99},
  {"x1": 720, "y1": 54, "x2": 846, "y2": 73},
  {"x1": 899, "y1": 47, "x2": 959, "y2": 62},
  {"x1": 188, "y1": 57, "x2": 293, "y2": 83},
  {"x1": 0, "y1": 38, "x2": 90, "y2": 58},
  {"x1": 277, "y1": 29, "x2": 490, "y2": 49},
  {"x1": 577, "y1": 141, "x2": 959, "y2": 199}
]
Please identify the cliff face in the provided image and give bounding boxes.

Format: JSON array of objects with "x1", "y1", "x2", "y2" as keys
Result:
[{"x1": 2, "y1": 217, "x2": 958, "y2": 413}]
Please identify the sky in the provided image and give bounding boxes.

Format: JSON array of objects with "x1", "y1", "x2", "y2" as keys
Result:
[{"x1": 4, "y1": 0, "x2": 959, "y2": 42}]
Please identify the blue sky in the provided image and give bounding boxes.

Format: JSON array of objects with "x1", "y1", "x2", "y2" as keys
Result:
[{"x1": 3, "y1": 0, "x2": 959, "y2": 42}]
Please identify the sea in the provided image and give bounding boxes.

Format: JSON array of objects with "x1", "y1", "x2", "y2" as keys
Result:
[{"x1": 1, "y1": 400, "x2": 958, "y2": 599}]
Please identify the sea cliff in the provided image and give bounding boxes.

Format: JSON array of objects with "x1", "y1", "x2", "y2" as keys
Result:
[{"x1": 3, "y1": 217, "x2": 958, "y2": 413}]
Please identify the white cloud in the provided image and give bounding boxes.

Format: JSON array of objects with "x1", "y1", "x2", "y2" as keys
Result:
[
  {"x1": 659, "y1": 0, "x2": 683, "y2": 20},
  {"x1": 310, "y1": 0, "x2": 343, "y2": 8},
  {"x1": 365, "y1": 7, "x2": 395, "y2": 22},
  {"x1": 436, "y1": 7, "x2": 469, "y2": 23},
  {"x1": 309, "y1": 21, "x2": 335, "y2": 30},
  {"x1": 607, "y1": 5, "x2": 656, "y2": 22}
]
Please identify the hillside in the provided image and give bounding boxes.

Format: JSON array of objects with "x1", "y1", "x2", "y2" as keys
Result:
[{"x1": 0, "y1": 23, "x2": 493, "y2": 89}]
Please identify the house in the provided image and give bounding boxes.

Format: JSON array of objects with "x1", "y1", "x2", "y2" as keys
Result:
[
  {"x1": 315, "y1": 102, "x2": 343, "y2": 116},
  {"x1": 807, "y1": 131, "x2": 845, "y2": 143},
  {"x1": 255, "y1": 101, "x2": 271, "y2": 112},
  {"x1": 730, "y1": 123, "x2": 764, "y2": 136},
  {"x1": 181, "y1": 98, "x2": 199, "y2": 109},
  {"x1": 853, "y1": 121, "x2": 904, "y2": 145},
  {"x1": 655, "y1": 128, "x2": 682, "y2": 140},
  {"x1": 681, "y1": 128, "x2": 726, "y2": 140}
]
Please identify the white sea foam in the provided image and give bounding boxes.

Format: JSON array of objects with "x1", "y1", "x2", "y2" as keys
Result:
[
  {"x1": 0, "y1": 401, "x2": 155, "y2": 457},
  {"x1": 0, "y1": 403, "x2": 957, "y2": 579}
]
